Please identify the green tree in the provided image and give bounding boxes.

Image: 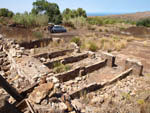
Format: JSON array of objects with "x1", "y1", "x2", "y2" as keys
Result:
[
  {"x1": 0, "y1": 8, "x2": 14, "y2": 17},
  {"x1": 76, "y1": 8, "x2": 87, "y2": 18},
  {"x1": 32, "y1": 0, "x2": 62, "y2": 24},
  {"x1": 62, "y1": 8, "x2": 87, "y2": 19}
]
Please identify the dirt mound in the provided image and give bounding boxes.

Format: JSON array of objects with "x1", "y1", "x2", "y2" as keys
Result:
[{"x1": 125, "y1": 26, "x2": 150, "y2": 37}]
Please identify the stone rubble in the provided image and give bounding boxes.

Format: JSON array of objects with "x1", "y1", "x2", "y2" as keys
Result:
[{"x1": 0, "y1": 34, "x2": 148, "y2": 113}]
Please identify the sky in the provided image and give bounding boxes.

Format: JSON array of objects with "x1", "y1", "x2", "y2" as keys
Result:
[{"x1": 0, "y1": 0, "x2": 150, "y2": 14}]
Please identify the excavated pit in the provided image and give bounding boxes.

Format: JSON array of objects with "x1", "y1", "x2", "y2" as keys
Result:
[{"x1": 0, "y1": 35, "x2": 144, "y2": 113}]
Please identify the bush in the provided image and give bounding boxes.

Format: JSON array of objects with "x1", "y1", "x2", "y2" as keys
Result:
[
  {"x1": 13, "y1": 13, "x2": 49, "y2": 27},
  {"x1": 0, "y1": 8, "x2": 14, "y2": 17},
  {"x1": 136, "y1": 18, "x2": 150, "y2": 27},
  {"x1": 88, "y1": 42, "x2": 98, "y2": 52},
  {"x1": 0, "y1": 17, "x2": 8, "y2": 25},
  {"x1": 71, "y1": 37, "x2": 81, "y2": 46},
  {"x1": 87, "y1": 17, "x2": 135, "y2": 25},
  {"x1": 63, "y1": 20, "x2": 76, "y2": 29},
  {"x1": 69, "y1": 17, "x2": 87, "y2": 27},
  {"x1": 87, "y1": 25, "x2": 96, "y2": 31},
  {"x1": 32, "y1": 31, "x2": 43, "y2": 39},
  {"x1": 87, "y1": 17, "x2": 103, "y2": 26},
  {"x1": 53, "y1": 62, "x2": 71, "y2": 73}
]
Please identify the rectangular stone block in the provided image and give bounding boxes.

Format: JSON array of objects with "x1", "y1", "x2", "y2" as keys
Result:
[
  {"x1": 125, "y1": 58, "x2": 143, "y2": 76},
  {"x1": 101, "y1": 52, "x2": 116, "y2": 67}
]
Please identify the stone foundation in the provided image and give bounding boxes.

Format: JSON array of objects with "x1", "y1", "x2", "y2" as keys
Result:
[
  {"x1": 125, "y1": 58, "x2": 143, "y2": 76},
  {"x1": 101, "y1": 52, "x2": 116, "y2": 67}
]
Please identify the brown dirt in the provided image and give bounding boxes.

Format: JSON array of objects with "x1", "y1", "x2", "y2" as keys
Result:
[
  {"x1": 0, "y1": 25, "x2": 34, "y2": 41},
  {"x1": 124, "y1": 26, "x2": 150, "y2": 37},
  {"x1": 112, "y1": 41, "x2": 150, "y2": 74}
]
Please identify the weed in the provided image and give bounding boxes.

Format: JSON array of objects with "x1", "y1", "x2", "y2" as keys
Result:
[
  {"x1": 87, "y1": 25, "x2": 96, "y2": 31},
  {"x1": 13, "y1": 13, "x2": 49, "y2": 27},
  {"x1": 32, "y1": 31, "x2": 43, "y2": 39},
  {"x1": 53, "y1": 62, "x2": 72, "y2": 74},
  {"x1": 113, "y1": 36, "x2": 120, "y2": 42},
  {"x1": 0, "y1": 17, "x2": 8, "y2": 25},
  {"x1": 99, "y1": 28, "x2": 103, "y2": 32},
  {"x1": 137, "y1": 99, "x2": 145, "y2": 105},
  {"x1": 88, "y1": 42, "x2": 98, "y2": 52},
  {"x1": 122, "y1": 92, "x2": 131, "y2": 100},
  {"x1": 136, "y1": 18, "x2": 150, "y2": 27},
  {"x1": 104, "y1": 29, "x2": 109, "y2": 32},
  {"x1": 143, "y1": 41, "x2": 150, "y2": 47},
  {"x1": 119, "y1": 26, "x2": 126, "y2": 31},
  {"x1": 63, "y1": 20, "x2": 76, "y2": 29},
  {"x1": 80, "y1": 90, "x2": 91, "y2": 104},
  {"x1": 71, "y1": 37, "x2": 81, "y2": 46}
]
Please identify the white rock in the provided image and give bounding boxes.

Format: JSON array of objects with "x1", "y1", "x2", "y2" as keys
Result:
[
  {"x1": 70, "y1": 42, "x2": 78, "y2": 49},
  {"x1": 30, "y1": 49, "x2": 35, "y2": 54},
  {"x1": 75, "y1": 77, "x2": 82, "y2": 81},
  {"x1": 20, "y1": 47, "x2": 25, "y2": 50},
  {"x1": 91, "y1": 97, "x2": 104, "y2": 104},
  {"x1": 55, "y1": 83, "x2": 60, "y2": 88},
  {"x1": 52, "y1": 77, "x2": 59, "y2": 83},
  {"x1": 9, "y1": 48, "x2": 17, "y2": 57},
  {"x1": 15, "y1": 44, "x2": 20, "y2": 49},
  {"x1": 40, "y1": 57, "x2": 46, "y2": 62},
  {"x1": 0, "y1": 71, "x2": 5, "y2": 76}
]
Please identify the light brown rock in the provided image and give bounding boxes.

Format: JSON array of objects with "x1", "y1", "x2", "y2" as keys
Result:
[{"x1": 29, "y1": 82, "x2": 54, "y2": 104}]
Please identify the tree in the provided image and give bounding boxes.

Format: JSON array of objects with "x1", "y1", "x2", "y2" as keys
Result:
[
  {"x1": 76, "y1": 8, "x2": 87, "y2": 18},
  {"x1": 0, "y1": 8, "x2": 14, "y2": 17},
  {"x1": 62, "y1": 8, "x2": 87, "y2": 19},
  {"x1": 32, "y1": 0, "x2": 62, "y2": 24}
]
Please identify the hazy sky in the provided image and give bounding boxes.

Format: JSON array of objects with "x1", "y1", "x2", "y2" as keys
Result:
[{"x1": 0, "y1": 0, "x2": 150, "y2": 13}]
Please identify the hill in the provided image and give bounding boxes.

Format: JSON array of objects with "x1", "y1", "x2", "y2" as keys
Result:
[{"x1": 105, "y1": 11, "x2": 150, "y2": 21}]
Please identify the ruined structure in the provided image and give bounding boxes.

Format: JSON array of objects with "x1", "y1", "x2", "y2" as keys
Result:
[{"x1": 0, "y1": 35, "x2": 144, "y2": 113}]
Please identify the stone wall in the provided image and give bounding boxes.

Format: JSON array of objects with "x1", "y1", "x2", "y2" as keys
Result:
[
  {"x1": 19, "y1": 37, "x2": 52, "y2": 49},
  {"x1": 125, "y1": 58, "x2": 143, "y2": 76},
  {"x1": 34, "y1": 49, "x2": 74, "y2": 59},
  {"x1": 101, "y1": 52, "x2": 116, "y2": 67}
]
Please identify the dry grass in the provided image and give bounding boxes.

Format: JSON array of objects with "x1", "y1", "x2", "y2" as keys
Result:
[
  {"x1": 143, "y1": 41, "x2": 150, "y2": 47},
  {"x1": 81, "y1": 34, "x2": 128, "y2": 52},
  {"x1": 53, "y1": 62, "x2": 72, "y2": 74}
]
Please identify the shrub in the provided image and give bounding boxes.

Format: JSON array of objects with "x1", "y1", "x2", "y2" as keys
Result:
[
  {"x1": 87, "y1": 17, "x2": 136, "y2": 25},
  {"x1": 87, "y1": 17, "x2": 103, "y2": 26},
  {"x1": 0, "y1": 17, "x2": 8, "y2": 25},
  {"x1": 32, "y1": 31, "x2": 43, "y2": 39},
  {"x1": 53, "y1": 62, "x2": 71, "y2": 73},
  {"x1": 99, "y1": 29, "x2": 103, "y2": 32},
  {"x1": 63, "y1": 20, "x2": 76, "y2": 29},
  {"x1": 69, "y1": 17, "x2": 87, "y2": 27},
  {"x1": 136, "y1": 18, "x2": 150, "y2": 27},
  {"x1": 13, "y1": 13, "x2": 49, "y2": 27},
  {"x1": 87, "y1": 25, "x2": 96, "y2": 31},
  {"x1": 71, "y1": 37, "x2": 81, "y2": 46},
  {"x1": 88, "y1": 42, "x2": 98, "y2": 52},
  {"x1": 0, "y1": 8, "x2": 14, "y2": 17}
]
